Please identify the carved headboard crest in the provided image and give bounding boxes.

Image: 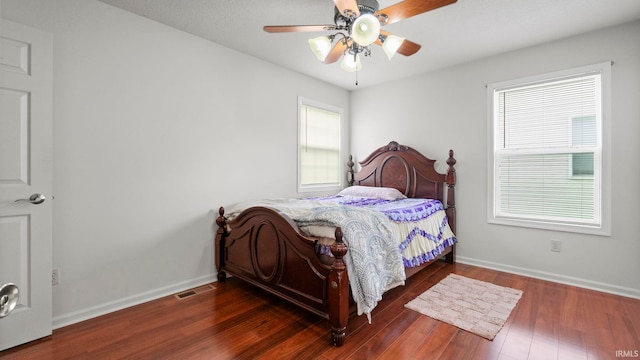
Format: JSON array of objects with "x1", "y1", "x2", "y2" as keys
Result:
[{"x1": 385, "y1": 141, "x2": 409, "y2": 152}]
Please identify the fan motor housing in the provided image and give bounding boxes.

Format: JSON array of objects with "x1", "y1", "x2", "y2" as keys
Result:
[{"x1": 334, "y1": 0, "x2": 380, "y2": 27}]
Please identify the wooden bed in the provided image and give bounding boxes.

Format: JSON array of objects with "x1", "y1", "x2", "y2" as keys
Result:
[{"x1": 215, "y1": 141, "x2": 457, "y2": 346}]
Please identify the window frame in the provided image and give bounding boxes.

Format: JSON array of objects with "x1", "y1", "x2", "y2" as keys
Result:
[
  {"x1": 487, "y1": 62, "x2": 612, "y2": 236},
  {"x1": 297, "y1": 96, "x2": 344, "y2": 193}
]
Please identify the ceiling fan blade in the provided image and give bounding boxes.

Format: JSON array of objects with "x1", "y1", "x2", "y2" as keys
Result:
[
  {"x1": 375, "y1": 30, "x2": 422, "y2": 56},
  {"x1": 394, "y1": 38, "x2": 421, "y2": 56},
  {"x1": 324, "y1": 40, "x2": 347, "y2": 64},
  {"x1": 264, "y1": 25, "x2": 336, "y2": 33},
  {"x1": 377, "y1": 0, "x2": 457, "y2": 25},
  {"x1": 333, "y1": 0, "x2": 360, "y2": 18}
]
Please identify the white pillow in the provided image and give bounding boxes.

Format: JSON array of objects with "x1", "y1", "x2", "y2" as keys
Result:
[{"x1": 337, "y1": 186, "x2": 407, "y2": 200}]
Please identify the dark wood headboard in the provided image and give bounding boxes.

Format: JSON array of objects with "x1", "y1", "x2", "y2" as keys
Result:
[{"x1": 349, "y1": 141, "x2": 457, "y2": 231}]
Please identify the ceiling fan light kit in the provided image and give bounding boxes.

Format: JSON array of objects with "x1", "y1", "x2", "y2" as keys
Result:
[
  {"x1": 381, "y1": 34, "x2": 405, "y2": 60},
  {"x1": 309, "y1": 35, "x2": 334, "y2": 61},
  {"x1": 341, "y1": 53, "x2": 363, "y2": 72},
  {"x1": 350, "y1": 13, "x2": 381, "y2": 46},
  {"x1": 264, "y1": 0, "x2": 457, "y2": 76}
]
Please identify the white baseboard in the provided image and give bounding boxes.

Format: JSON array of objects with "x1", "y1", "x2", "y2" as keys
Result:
[
  {"x1": 457, "y1": 256, "x2": 640, "y2": 300},
  {"x1": 53, "y1": 260, "x2": 640, "y2": 330},
  {"x1": 52, "y1": 273, "x2": 218, "y2": 329}
]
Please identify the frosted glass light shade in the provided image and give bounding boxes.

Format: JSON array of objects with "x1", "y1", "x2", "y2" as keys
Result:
[
  {"x1": 340, "y1": 54, "x2": 362, "y2": 72},
  {"x1": 308, "y1": 36, "x2": 332, "y2": 61},
  {"x1": 350, "y1": 14, "x2": 380, "y2": 46},
  {"x1": 382, "y1": 35, "x2": 405, "y2": 60}
]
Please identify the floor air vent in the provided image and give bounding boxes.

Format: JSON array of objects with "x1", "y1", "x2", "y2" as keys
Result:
[{"x1": 174, "y1": 284, "x2": 215, "y2": 300}]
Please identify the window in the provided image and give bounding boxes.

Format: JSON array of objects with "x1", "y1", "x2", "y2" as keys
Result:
[
  {"x1": 487, "y1": 62, "x2": 611, "y2": 235},
  {"x1": 298, "y1": 97, "x2": 343, "y2": 192}
]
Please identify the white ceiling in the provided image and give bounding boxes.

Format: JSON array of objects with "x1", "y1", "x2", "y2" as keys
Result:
[{"x1": 98, "y1": 0, "x2": 640, "y2": 90}]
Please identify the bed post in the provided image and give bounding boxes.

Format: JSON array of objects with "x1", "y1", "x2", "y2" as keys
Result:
[
  {"x1": 328, "y1": 227, "x2": 349, "y2": 346},
  {"x1": 445, "y1": 150, "x2": 457, "y2": 264},
  {"x1": 215, "y1": 207, "x2": 227, "y2": 281},
  {"x1": 347, "y1": 155, "x2": 355, "y2": 187}
]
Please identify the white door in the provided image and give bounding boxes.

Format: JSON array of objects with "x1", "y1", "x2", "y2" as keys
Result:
[{"x1": 0, "y1": 19, "x2": 53, "y2": 351}]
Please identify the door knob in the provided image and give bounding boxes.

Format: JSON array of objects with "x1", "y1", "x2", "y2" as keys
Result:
[
  {"x1": 15, "y1": 193, "x2": 46, "y2": 205},
  {"x1": 0, "y1": 283, "x2": 19, "y2": 318}
]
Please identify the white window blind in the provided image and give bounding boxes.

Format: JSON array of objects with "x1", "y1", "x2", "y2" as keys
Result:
[
  {"x1": 489, "y1": 63, "x2": 611, "y2": 234},
  {"x1": 298, "y1": 98, "x2": 342, "y2": 191}
]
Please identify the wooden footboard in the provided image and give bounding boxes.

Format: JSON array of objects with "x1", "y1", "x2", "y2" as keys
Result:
[{"x1": 215, "y1": 206, "x2": 350, "y2": 346}]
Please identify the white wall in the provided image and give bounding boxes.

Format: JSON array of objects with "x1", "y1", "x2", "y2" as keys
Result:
[
  {"x1": 351, "y1": 21, "x2": 640, "y2": 298},
  {"x1": 3, "y1": 0, "x2": 350, "y2": 327}
]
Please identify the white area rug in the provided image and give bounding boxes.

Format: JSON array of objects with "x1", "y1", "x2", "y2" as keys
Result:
[{"x1": 405, "y1": 274, "x2": 523, "y2": 340}]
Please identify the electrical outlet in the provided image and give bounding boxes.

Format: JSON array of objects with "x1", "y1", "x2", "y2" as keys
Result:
[
  {"x1": 551, "y1": 239, "x2": 562, "y2": 252},
  {"x1": 52, "y1": 268, "x2": 60, "y2": 285}
]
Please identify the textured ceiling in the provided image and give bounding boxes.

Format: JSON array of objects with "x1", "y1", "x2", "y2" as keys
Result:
[{"x1": 98, "y1": 0, "x2": 640, "y2": 90}]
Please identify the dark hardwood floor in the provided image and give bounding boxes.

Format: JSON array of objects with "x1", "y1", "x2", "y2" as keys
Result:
[{"x1": 2, "y1": 262, "x2": 639, "y2": 359}]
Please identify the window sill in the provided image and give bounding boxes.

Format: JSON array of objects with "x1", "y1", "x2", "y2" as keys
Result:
[{"x1": 488, "y1": 216, "x2": 611, "y2": 237}]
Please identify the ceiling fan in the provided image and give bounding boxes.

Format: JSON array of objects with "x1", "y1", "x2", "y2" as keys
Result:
[{"x1": 264, "y1": 0, "x2": 457, "y2": 72}]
